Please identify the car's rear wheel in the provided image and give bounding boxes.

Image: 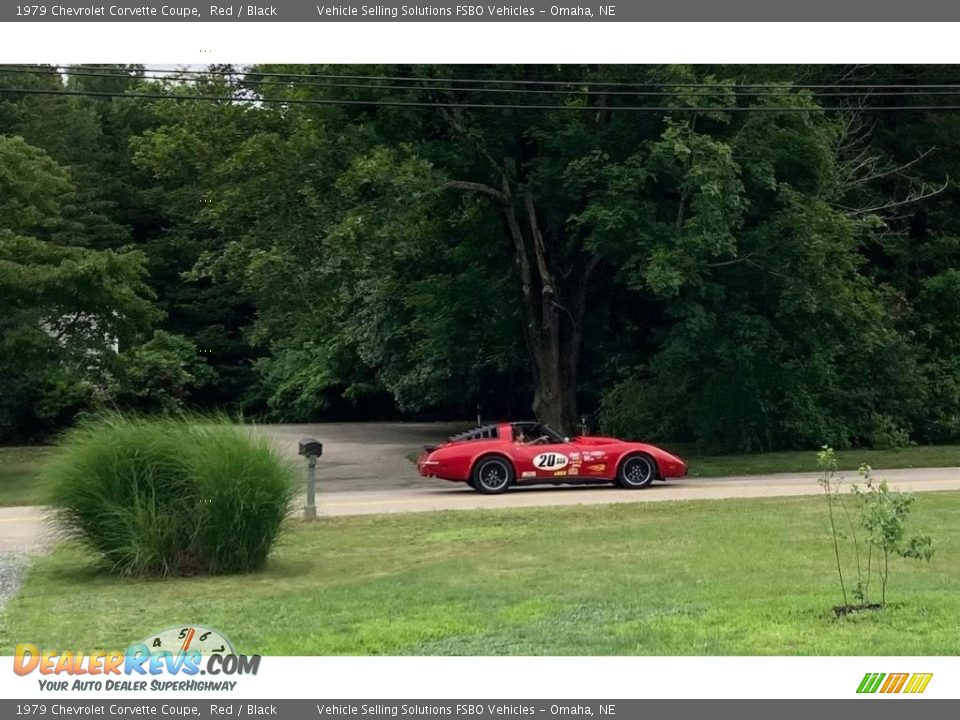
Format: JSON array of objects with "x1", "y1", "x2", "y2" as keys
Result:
[
  {"x1": 471, "y1": 455, "x2": 514, "y2": 494},
  {"x1": 616, "y1": 453, "x2": 657, "y2": 489}
]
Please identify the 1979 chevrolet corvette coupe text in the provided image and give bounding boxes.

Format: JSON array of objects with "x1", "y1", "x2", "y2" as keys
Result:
[{"x1": 417, "y1": 421, "x2": 687, "y2": 493}]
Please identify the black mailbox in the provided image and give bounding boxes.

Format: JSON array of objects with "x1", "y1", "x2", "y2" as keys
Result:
[{"x1": 298, "y1": 438, "x2": 323, "y2": 457}]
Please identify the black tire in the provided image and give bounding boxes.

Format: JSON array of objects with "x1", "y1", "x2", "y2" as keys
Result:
[
  {"x1": 471, "y1": 455, "x2": 514, "y2": 494},
  {"x1": 466, "y1": 477, "x2": 477, "y2": 490},
  {"x1": 616, "y1": 453, "x2": 658, "y2": 489}
]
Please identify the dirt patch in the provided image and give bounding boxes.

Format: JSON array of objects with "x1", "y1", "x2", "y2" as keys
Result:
[{"x1": 833, "y1": 603, "x2": 884, "y2": 617}]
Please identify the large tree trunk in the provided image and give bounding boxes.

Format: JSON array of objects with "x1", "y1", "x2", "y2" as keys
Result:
[
  {"x1": 445, "y1": 171, "x2": 598, "y2": 436},
  {"x1": 530, "y1": 327, "x2": 579, "y2": 434}
]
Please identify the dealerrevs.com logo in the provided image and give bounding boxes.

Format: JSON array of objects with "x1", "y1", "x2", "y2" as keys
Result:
[
  {"x1": 13, "y1": 625, "x2": 260, "y2": 692},
  {"x1": 857, "y1": 672, "x2": 933, "y2": 695}
]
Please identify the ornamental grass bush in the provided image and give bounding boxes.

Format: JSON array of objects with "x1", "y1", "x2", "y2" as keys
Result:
[{"x1": 45, "y1": 414, "x2": 296, "y2": 577}]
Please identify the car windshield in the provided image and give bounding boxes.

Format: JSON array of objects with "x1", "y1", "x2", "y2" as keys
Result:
[{"x1": 512, "y1": 422, "x2": 566, "y2": 444}]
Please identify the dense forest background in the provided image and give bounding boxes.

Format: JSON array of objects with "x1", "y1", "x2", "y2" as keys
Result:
[{"x1": 3, "y1": 64, "x2": 960, "y2": 451}]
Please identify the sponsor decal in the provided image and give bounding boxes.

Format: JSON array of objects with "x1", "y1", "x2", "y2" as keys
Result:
[
  {"x1": 533, "y1": 452, "x2": 569, "y2": 470},
  {"x1": 13, "y1": 625, "x2": 260, "y2": 693},
  {"x1": 587, "y1": 463, "x2": 607, "y2": 472},
  {"x1": 856, "y1": 672, "x2": 933, "y2": 694},
  {"x1": 553, "y1": 471, "x2": 567, "y2": 477},
  {"x1": 521, "y1": 471, "x2": 536, "y2": 478},
  {"x1": 582, "y1": 451, "x2": 607, "y2": 462},
  {"x1": 568, "y1": 452, "x2": 581, "y2": 461}
]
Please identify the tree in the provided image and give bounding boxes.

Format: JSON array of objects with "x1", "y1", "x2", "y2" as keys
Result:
[
  {"x1": 107, "y1": 330, "x2": 213, "y2": 413},
  {"x1": 15, "y1": 62, "x2": 960, "y2": 450},
  {"x1": 227, "y1": 64, "x2": 759, "y2": 432},
  {"x1": 129, "y1": 64, "x2": 941, "y2": 438},
  {"x1": 0, "y1": 134, "x2": 156, "y2": 441}
]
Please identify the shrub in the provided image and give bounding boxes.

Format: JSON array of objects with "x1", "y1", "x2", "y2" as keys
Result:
[
  {"x1": 107, "y1": 331, "x2": 215, "y2": 414},
  {"x1": 45, "y1": 414, "x2": 296, "y2": 576},
  {"x1": 817, "y1": 446, "x2": 934, "y2": 612}
]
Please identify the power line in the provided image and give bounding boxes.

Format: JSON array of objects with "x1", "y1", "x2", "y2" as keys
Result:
[
  {"x1": 7, "y1": 65, "x2": 960, "y2": 100},
  {"x1": 108, "y1": 65, "x2": 960, "y2": 90},
  {"x1": 6, "y1": 63, "x2": 960, "y2": 92},
  {"x1": 3, "y1": 86, "x2": 960, "y2": 112}
]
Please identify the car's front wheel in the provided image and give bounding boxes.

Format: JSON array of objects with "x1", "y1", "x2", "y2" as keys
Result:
[
  {"x1": 616, "y1": 453, "x2": 657, "y2": 489},
  {"x1": 471, "y1": 455, "x2": 514, "y2": 494}
]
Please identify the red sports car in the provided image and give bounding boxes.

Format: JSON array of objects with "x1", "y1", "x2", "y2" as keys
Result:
[{"x1": 417, "y1": 421, "x2": 687, "y2": 493}]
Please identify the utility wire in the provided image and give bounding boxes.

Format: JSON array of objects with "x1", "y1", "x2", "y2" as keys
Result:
[
  {"x1": 9, "y1": 66, "x2": 960, "y2": 109},
  {"x1": 6, "y1": 66, "x2": 960, "y2": 101},
  {"x1": 6, "y1": 63, "x2": 960, "y2": 92},
  {"x1": 3, "y1": 86, "x2": 960, "y2": 112}
]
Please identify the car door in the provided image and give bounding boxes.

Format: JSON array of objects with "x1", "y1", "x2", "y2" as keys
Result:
[
  {"x1": 570, "y1": 441, "x2": 613, "y2": 479},
  {"x1": 511, "y1": 440, "x2": 581, "y2": 480}
]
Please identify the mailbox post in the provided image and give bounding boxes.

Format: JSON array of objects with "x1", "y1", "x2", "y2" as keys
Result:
[{"x1": 298, "y1": 437, "x2": 323, "y2": 521}]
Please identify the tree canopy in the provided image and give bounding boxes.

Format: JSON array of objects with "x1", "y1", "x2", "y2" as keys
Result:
[{"x1": 2, "y1": 64, "x2": 959, "y2": 451}]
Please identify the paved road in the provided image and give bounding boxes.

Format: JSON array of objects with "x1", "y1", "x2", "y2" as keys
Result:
[
  {"x1": 253, "y1": 421, "x2": 472, "y2": 492},
  {"x1": 307, "y1": 466, "x2": 960, "y2": 516},
  {"x1": 3, "y1": 422, "x2": 960, "y2": 550},
  {"x1": 4, "y1": 466, "x2": 960, "y2": 546}
]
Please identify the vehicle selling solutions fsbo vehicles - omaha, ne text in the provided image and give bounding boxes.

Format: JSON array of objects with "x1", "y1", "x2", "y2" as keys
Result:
[{"x1": 417, "y1": 421, "x2": 687, "y2": 493}]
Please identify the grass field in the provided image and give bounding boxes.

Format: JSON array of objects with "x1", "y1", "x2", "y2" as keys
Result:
[
  {"x1": 3, "y1": 491, "x2": 957, "y2": 655},
  {"x1": 681, "y1": 444, "x2": 960, "y2": 477},
  {"x1": 0, "y1": 447, "x2": 53, "y2": 507}
]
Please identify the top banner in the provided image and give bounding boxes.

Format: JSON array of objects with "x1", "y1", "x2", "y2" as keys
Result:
[{"x1": 5, "y1": 0, "x2": 960, "y2": 22}]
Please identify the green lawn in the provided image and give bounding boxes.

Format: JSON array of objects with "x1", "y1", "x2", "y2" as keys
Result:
[
  {"x1": 0, "y1": 447, "x2": 53, "y2": 507},
  {"x1": 3, "y1": 491, "x2": 958, "y2": 655},
  {"x1": 682, "y1": 444, "x2": 960, "y2": 477}
]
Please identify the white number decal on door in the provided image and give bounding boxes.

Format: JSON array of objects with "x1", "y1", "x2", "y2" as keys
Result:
[{"x1": 533, "y1": 452, "x2": 570, "y2": 470}]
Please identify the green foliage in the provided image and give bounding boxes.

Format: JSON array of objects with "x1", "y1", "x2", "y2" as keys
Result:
[
  {"x1": 854, "y1": 464, "x2": 935, "y2": 605},
  {"x1": 45, "y1": 414, "x2": 296, "y2": 576},
  {"x1": 599, "y1": 117, "x2": 911, "y2": 451},
  {"x1": 6, "y1": 65, "x2": 960, "y2": 448},
  {"x1": 107, "y1": 330, "x2": 213, "y2": 413},
  {"x1": 0, "y1": 135, "x2": 156, "y2": 442},
  {"x1": 817, "y1": 447, "x2": 934, "y2": 610}
]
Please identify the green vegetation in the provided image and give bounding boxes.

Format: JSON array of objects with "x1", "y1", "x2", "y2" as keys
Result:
[
  {"x1": 46, "y1": 415, "x2": 296, "y2": 576},
  {"x1": 4, "y1": 65, "x2": 960, "y2": 452},
  {"x1": 3, "y1": 492, "x2": 957, "y2": 655},
  {"x1": 682, "y1": 444, "x2": 960, "y2": 478},
  {"x1": 0, "y1": 134, "x2": 156, "y2": 443},
  {"x1": 0, "y1": 447, "x2": 53, "y2": 507},
  {"x1": 817, "y1": 448, "x2": 934, "y2": 611}
]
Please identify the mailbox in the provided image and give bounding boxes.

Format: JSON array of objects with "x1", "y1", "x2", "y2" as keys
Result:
[{"x1": 298, "y1": 438, "x2": 323, "y2": 458}]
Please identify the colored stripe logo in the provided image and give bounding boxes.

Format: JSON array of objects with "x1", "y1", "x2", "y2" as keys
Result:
[{"x1": 857, "y1": 672, "x2": 933, "y2": 694}]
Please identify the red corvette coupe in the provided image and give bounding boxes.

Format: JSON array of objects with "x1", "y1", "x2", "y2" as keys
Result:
[{"x1": 417, "y1": 421, "x2": 687, "y2": 493}]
